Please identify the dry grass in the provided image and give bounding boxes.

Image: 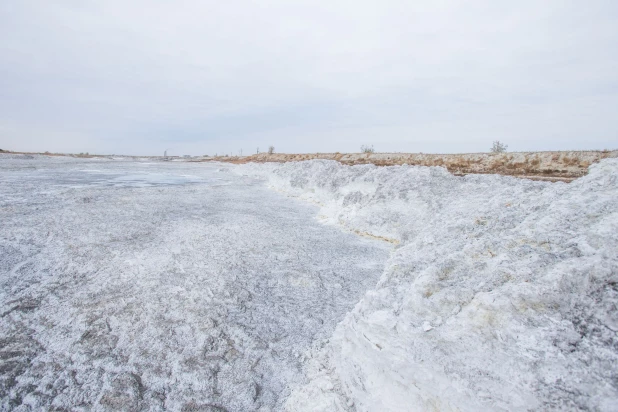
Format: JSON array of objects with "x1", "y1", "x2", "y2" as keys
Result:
[
  {"x1": 209, "y1": 150, "x2": 618, "y2": 182},
  {"x1": 4, "y1": 149, "x2": 615, "y2": 183}
]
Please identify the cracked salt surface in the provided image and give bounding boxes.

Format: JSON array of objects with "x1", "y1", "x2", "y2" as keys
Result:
[{"x1": 0, "y1": 155, "x2": 390, "y2": 411}]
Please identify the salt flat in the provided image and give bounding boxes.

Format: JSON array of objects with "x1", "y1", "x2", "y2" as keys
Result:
[
  {"x1": 0, "y1": 155, "x2": 390, "y2": 411},
  {"x1": 2, "y1": 154, "x2": 617, "y2": 411}
]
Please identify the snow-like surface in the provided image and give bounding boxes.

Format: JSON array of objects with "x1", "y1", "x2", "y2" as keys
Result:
[
  {"x1": 0, "y1": 155, "x2": 390, "y2": 411},
  {"x1": 236, "y1": 159, "x2": 618, "y2": 411}
]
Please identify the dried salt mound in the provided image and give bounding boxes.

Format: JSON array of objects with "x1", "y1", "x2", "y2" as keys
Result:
[{"x1": 236, "y1": 159, "x2": 618, "y2": 411}]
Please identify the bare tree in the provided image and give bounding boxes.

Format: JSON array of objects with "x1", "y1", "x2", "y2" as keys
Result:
[
  {"x1": 268, "y1": 146, "x2": 275, "y2": 154},
  {"x1": 490, "y1": 141, "x2": 508, "y2": 153},
  {"x1": 361, "y1": 145, "x2": 375, "y2": 154}
]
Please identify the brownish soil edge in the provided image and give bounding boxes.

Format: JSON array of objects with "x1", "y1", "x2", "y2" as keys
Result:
[
  {"x1": 203, "y1": 150, "x2": 618, "y2": 182},
  {"x1": 2, "y1": 149, "x2": 616, "y2": 183}
]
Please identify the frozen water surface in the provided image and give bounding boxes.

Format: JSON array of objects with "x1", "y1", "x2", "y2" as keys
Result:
[
  {"x1": 0, "y1": 155, "x2": 390, "y2": 411},
  {"x1": 1, "y1": 161, "x2": 211, "y2": 189}
]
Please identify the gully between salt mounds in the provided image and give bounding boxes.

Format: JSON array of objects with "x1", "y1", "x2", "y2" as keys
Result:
[{"x1": 0, "y1": 155, "x2": 390, "y2": 411}]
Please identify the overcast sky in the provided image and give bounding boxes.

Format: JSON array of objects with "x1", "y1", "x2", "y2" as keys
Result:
[{"x1": 1, "y1": 1, "x2": 617, "y2": 156}]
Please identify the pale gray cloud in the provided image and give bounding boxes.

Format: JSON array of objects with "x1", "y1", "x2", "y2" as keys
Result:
[{"x1": 1, "y1": 0, "x2": 617, "y2": 155}]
